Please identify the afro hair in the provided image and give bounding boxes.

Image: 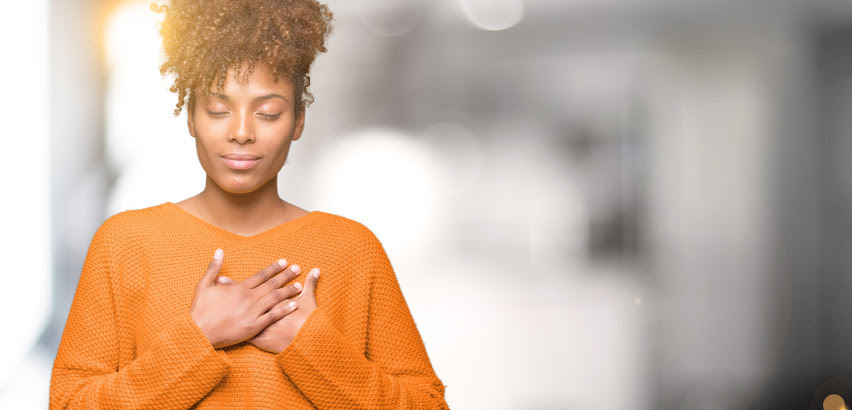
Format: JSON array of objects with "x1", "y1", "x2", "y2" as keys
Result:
[{"x1": 152, "y1": 0, "x2": 333, "y2": 116}]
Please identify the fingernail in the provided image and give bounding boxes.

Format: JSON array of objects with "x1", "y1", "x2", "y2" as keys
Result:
[
  {"x1": 278, "y1": 259, "x2": 287, "y2": 267},
  {"x1": 214, "y1": 249, "x2": 223, "y2": 259},
  {"x1": 311, "y1": 268, "x2": 320, "y2": 279},
  {"x1": 293, "y1": 282, "x2": 303, "y2": 291},
  {"x1": 288, "y1": 301, "x2": 297, "y2": 309},
  {"x1": 291, "y1": 264, "x2": 301, "y2": 273}
]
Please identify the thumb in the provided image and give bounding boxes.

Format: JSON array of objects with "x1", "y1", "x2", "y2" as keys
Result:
[
  {"x1": 301, "y1": 267, "x2": 320, "y2": 298},
  {"x1": 199, "y1": 248, "x2": 224, "y2": 288}
]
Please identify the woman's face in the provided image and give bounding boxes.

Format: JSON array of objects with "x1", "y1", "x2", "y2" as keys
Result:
[{"x1": 187, "y1": 64, "x2": 305, "y2": 194}]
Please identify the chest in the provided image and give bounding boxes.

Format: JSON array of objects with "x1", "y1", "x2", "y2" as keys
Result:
[{"x1": 112, "y1": 245, "x2": 372, "y2": 358}]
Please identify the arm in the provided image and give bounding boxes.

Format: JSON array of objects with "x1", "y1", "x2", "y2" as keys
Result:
[
  {"x1": 50, "y1": 221, "x2": 232, "y2": 410},
  {"x1": 275, "y1": 233, "x2": 448, "y2": 409}
]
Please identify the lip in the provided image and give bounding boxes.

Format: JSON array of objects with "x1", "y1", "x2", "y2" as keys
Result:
[
  {"x1": 222, "y1": 153, "x2": 260, "y2": 160},
  {"x1": 221, "y1": 154, "x2": 260, "y2": 170}
]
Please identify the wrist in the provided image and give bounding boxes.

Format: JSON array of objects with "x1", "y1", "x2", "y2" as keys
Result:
[{"x1": 191, "y1": 312, "x2": 222, "y2": 348}]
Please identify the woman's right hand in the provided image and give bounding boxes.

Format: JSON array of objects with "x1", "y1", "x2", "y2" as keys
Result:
[{"x1": 190, "y1": 248, "x2": 302, "y2": 349}]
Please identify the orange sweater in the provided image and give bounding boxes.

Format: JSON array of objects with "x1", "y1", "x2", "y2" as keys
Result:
[{"x1": 50, "y1": 202, "x2": 448, "y2": 409}]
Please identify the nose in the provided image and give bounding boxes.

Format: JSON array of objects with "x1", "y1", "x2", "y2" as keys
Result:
[{"x1": 229, "y1": 109, "x2": 255, "y2": 144}]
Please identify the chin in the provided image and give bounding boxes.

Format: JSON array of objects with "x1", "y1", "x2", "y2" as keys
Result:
[{"x1": 214, "y1": 175, "x2": 261, "y2": 194}]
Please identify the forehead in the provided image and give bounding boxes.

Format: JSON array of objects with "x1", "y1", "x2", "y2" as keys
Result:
[{"x1": 205, "y1": 64, "x2": 294, "y2": 99}]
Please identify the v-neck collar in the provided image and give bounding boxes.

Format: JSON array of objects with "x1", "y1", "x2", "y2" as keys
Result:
[{"x1": 161, "y1": 201, "x2": 322, "y2": 246}]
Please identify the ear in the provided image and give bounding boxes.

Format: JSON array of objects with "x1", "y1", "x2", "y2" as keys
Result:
[
  {"x1": 291, "y1": 106, "x2": 306, "y2": 141},
  {"x1": 187, "y1": 110, "x2": 196, "y2": 138}
]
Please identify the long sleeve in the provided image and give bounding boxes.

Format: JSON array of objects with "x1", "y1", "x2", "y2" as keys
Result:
[
  {"x1": 49, "y1": 220, "x2": 232, "y2": 410},
  {"x1": 275, "y1": 231, "x2": 448, "y2": 409}
]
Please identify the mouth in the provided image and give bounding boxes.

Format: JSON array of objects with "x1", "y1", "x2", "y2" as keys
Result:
[
  {"x1": 221, "y1": 154, "x2": 261, "y2": 170},
  {"x1": 222, "y1": 153, "x2": 260, "y2": 160}
]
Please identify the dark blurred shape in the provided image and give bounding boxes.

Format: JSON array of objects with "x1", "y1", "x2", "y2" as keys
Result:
[
  {"x1": 763, "y1": 23, "x2": 852, "y2": 410},
  {"x1": 811, "y1": 378, "x2": 852, "y2": 410}
]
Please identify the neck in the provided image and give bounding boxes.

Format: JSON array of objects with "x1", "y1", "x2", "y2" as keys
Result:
[{"x1": 195, "y1": 174, "x2": 287, "y2": 230}]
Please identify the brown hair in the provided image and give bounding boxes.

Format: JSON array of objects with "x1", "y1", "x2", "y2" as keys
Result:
[{"x1": 151, "y1": 0, "x2": 333, "y2": 116}]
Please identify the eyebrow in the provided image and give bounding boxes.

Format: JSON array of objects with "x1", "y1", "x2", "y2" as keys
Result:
[{"x1": 209, "y1": 92, "x2": 289, "y2": 103}]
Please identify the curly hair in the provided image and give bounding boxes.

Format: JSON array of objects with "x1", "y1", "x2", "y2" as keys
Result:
[{"x1": 151, "y1": 0, "x2": 333, "y2": 116}]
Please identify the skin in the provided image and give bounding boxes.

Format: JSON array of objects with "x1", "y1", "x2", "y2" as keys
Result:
[{"x1": 182, "y1": 63, "x2": 321, "y2": 354}]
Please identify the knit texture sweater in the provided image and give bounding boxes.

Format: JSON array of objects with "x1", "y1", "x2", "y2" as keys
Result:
[{"x1": 50, "y1": 202, "x2": 448, "y2": 409}]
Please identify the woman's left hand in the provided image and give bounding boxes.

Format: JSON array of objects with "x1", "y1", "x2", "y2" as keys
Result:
[{"x1": 215, "y1": 266, "x2": 320, "y2": 354}]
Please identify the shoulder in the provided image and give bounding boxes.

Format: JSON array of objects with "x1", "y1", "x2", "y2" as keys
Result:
[
  {"x1": 311, "y1": 211, "x2": 382, "y2": 243},
  {"x1": 91, "y1": 202, "x2": 172, "y2": 245},
  {"x1": 309, "y1": 211, "x2": 388, "y2": 254}
]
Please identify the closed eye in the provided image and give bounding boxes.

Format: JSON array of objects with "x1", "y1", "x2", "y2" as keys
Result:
[
  {"x1": 259, "y1": 113, "x2": 281, "y2": 120},
  {"x1": 206, "y1": 110, "x2": 228, "y2": 117}
]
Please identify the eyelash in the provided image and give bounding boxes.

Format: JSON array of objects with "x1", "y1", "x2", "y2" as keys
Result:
[{"x1": 206, "y1": 110, "x2": 281, "y2": 120}]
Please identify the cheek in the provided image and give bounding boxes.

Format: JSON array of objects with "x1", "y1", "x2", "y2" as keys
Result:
[
  {"x1": 258, "y1": 122, "x2": 294, "y2": 144},
  {"x1": 263, "y1": 137, "x2": 294, "y2": 168},
  {"x1": 195, "y1": 118, "x2": 229, "y2": 136},
  {"x1": 194, "y1": 139, "x2": 212, "y2": 166},
  {"x1": 192, "y1": 129, "x2": 221, "y2": 170}
]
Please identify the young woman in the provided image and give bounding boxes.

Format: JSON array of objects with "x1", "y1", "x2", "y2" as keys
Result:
[{"x1": 49, "y1": 0, "x2": 448, "y2": 408}]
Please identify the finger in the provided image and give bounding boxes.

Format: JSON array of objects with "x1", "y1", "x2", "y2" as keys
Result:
[
  {"x1": 300, "y1": 267, "x2": 320, "y2": 298},
  {"x1": 258, "y1": 299, "x2": 298, "y2": 328},
  {"x1": 258, "y1": 264, "x2": 300, "y2": 292},
  {"x1": 215, "y1": 275, "x2": 235, "y2": 285},
  {"x1": 242, "y1": 258, "x2": 287, "y2": 288},
  {"x1": 198, "y1": 248, "x2": 224, "y2": 288},
  {"x1": 256, "y1": 283, "x2": 302, "y2": 313}
]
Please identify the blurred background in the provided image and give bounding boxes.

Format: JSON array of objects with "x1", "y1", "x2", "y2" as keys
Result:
[{"x1": 3, "y1": 0, "x2": 852, "y2": 408}]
